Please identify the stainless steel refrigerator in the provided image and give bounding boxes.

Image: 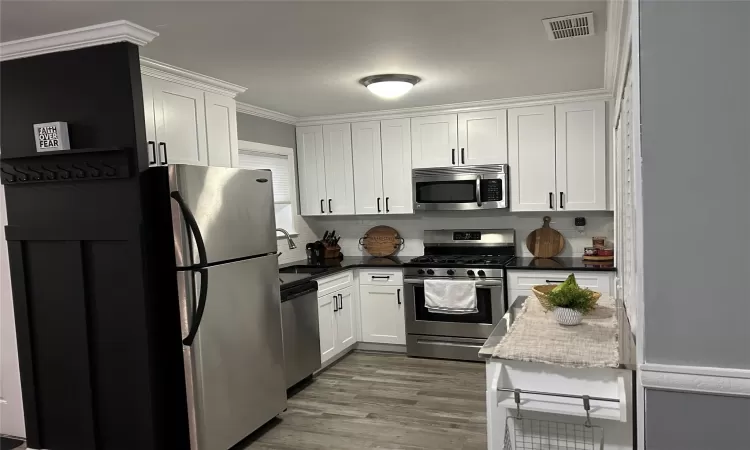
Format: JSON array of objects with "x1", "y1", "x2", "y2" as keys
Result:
[{"x1": 168, "y1": 164, "x2": 286, "y2": 450}]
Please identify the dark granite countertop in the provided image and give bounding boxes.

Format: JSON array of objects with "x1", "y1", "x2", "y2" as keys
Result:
[
  {"x1": 479, "y1": 296, "x2": 635, "y2": 370},
  {"x1": 505, "y1": 257, "x2": 616, "y2": 272},
  {"x1": 279, "y1": 256, "x2": 410, "y2": 280}
]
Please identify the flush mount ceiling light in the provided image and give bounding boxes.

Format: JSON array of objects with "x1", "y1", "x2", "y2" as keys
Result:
[{"x1": 359, "y1": 74, "x2": 421, "y2": 99}]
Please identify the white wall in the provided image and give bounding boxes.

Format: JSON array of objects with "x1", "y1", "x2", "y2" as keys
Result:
[
  {"x1": 0, "y1": 185, "x2": 25, "y2": 438},
  {"x1": 311, "y1": 211, "x2": 613, "y2": 258}
]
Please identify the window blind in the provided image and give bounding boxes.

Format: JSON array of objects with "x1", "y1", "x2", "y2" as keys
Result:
[{"x1": 238, "y1": 150, "x2": 291, "y2": 203}]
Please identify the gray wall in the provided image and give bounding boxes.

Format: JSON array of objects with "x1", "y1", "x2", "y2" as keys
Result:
[
  {"x1": 645, "y1": 390, "x2": 750, "y2": 449},
  {"x1": 640, "y1": 0, "x2": 750, "y2": 369},
  {"x1": 237, "y1": 112, "x2": 296, "y2": 149}
]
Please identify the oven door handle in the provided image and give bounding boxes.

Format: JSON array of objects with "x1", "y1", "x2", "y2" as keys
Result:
[
  {"x1": 404, "y1": 278, "x2": 504, "y2": 287},
  {"x1": 476, "y1": 175, "x2": 482, "y2": 207}
]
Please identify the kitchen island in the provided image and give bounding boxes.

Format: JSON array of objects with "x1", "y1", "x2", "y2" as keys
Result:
[{"x1": 480, "y1": 296, "x2": 635, "y2": 450}]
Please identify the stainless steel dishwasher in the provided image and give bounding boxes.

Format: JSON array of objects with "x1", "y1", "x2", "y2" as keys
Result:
[{"x1": 279, "y1": 276, "x2": 321, "y2": 389}]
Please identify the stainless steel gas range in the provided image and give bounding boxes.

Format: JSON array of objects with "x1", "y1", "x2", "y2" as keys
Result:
[{"x1": 403, "y1": 229, "x2": 516, "y2": 362}]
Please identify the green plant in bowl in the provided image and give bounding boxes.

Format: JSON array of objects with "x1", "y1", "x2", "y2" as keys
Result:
[{"x1": 546, "y1": 274, "x2": 597, "y2": 315}]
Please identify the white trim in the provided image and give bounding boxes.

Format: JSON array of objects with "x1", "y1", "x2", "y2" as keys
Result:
[
  {"x1": 0, "y1": 20, "x2": 157, "y2": 62},
  {"x1": 604, "y1": 0, "x2": 626, "y2": 92},
  {"x1": 140, "y1": 57, "x2": 246, "y2": 98},
  {"x1": 354, "y1": 342, "x2": 407, "y2": 353},
  {"x1": 295, "y1": 88, "x2": 612, "y2": 126},
  {"x1": 236, "y1": 102, "x2": 297, "y2": 125},
  {"x1": 238, "y1": 141, "x2": 292, "y2": 157},
  {"x1": 641, "y1": 365, "x2": 750, "y2": 397}
]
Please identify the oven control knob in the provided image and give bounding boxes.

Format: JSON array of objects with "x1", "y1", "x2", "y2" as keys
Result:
[
  {"x1": 426, "y1": 269, "x2": 435, "y2": 275},
  {"x1": 417, "y1": 269, "x2": 425, "y2": 275},
  {"x1": 466, "y1": 270, "x2": 475, "y2": 277},
  {"x1": 447, "y1": 269, "x2": 455, "y2": 276},
  {"x1": 477, "y1": 270, "x2": 486, "y2": 277}
]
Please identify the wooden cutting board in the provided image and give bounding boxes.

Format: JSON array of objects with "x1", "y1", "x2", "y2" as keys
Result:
[
  {"x1": 525, "y1": 216, "x2": 565, "y2": 258},
  {"x1": 358, "y1": 226, "x2": 404, "y2": 257}
]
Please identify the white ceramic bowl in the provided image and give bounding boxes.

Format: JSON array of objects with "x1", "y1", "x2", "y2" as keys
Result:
[{"x1": 553, "y1": 307, "x2": 583, "y2": 326}]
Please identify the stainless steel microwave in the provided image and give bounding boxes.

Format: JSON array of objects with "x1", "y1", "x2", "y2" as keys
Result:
[{"x1": 412, "y1": 164, "x2": 508, "y2": 211}]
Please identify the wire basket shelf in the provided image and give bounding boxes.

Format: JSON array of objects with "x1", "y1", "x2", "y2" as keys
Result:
[{"x1": 503, "y1": 416, "x2": 604, "y2": 450}]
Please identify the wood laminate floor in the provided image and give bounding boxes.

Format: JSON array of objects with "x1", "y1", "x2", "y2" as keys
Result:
[{"x1": 238, "y1": 351, "x2": 487, "y2": 450}]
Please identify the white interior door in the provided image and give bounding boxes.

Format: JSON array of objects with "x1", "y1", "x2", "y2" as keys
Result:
[
  {"x1": 0, "y1": 185, "x2": 25, "y2": 439},
  {"x1": 458, "y1": 109, "x2": 508, "y2": 166},
  {"x1": 380, "y1": 118, "x2": 413, "y2": 214},
  {"x1": 322, "y1": 123, "x2": 355, "y2": 215},
  {"x1": 410, "y1": 114, "x2": 458, "y2": 168},
  {"x1": 204, "y1": 92, "x2": 238, "y2": 168},
  {"x1": 351, "y1": 121, "x2": 384, "y2": 215},
  {"x1": 555, "y1": 101, "x2": 607, "y2": 211},
  {"x1": 335, "y1": 286, "x2": 356, "y2": 349},
  {"x1": 153, "y1": 79, "x2": 208, "y2": 166},
  {"x1": 508, "y1": 105, "x2": 557, "y2": 212},
  {"x1": 317, "y1": 294, "x2": 337, "y2": 363},
  {"x1": 295, "y1": 126, "x2": 326, "y2": 216},
  {"x1": 359, "y1": 285, "x2": 406, "y2": 345}
]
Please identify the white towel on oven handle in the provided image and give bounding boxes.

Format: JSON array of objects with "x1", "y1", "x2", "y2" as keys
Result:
[{"x1": 423, "y1": 279, "x2": 478, "y2": 314}]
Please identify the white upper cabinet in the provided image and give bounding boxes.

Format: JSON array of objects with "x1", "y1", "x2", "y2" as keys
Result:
[
  {"x1": 296, "y1": 126, "x2": 327, "y2": 216},
  {"x1": 204, "y1": 92, "x2": 239, "y2": 168},
  {"x1": 555, "y1": 101, "x2": 606, "y2": 211},
  {"x1": 380, "y1": 119, "x2": 413, "y2": 214},
  {"x1": 458, "y1": 109, "x2": 508, "y2": 166},
  {"x1": 509, "y1": 101, "x2": 607, "y2": 212},
  {"x1": 352, "y1": 121, "x2": 384, "y2": 215},
  {"x1": 322, "y1": 123, "x2": 356, "y2": 215},
  {"x1": 142, "y1": 77, "x2": 159, "y2": 167},
  {"x1": 411, "y1": 114, "x2": 458, "y2": 168},
  {"x1": 508, "y1": 105, "x2": 557, "y2": 212},
  {"x1": 152, "y1": 78, "x2": 209, "y2": 166},
  {"x1": 352, "y1": 119, "x2": 413, "y2": 215}
]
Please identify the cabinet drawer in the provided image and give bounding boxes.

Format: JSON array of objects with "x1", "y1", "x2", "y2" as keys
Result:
[
  {"x1": 358, "y1": 268, "x2": 403, "y2": 286},
  {"x1": 316, "y1": 270, "x2": 353, "y2": 297},
  {"x1": 507, "y1": 271, "x2": 612, "y2": 294}
]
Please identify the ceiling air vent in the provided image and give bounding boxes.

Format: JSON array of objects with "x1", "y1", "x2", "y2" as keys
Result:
[{"x1": 542, "y1": 12, "x2": 595, "y2": 41}]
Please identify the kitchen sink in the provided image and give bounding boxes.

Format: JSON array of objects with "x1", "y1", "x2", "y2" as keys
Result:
[{"x1": 279, "y1": 265, "x2": 329, "y2": 275}]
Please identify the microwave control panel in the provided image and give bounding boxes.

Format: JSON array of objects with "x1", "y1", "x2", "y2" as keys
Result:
[{"x1": 483, "y1": 179, "x2": 503, "y2": 201}]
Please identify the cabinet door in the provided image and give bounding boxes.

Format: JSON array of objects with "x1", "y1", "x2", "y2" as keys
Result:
[
  {"x1": 323, "y1": 124, "x2": 356, "y2": 215},
  {"x1": 152, "y1": 79, "x2": 208, "y2": 166},
  {"x1": 335, "y1": 286, "x2": 356, "y2": 350},
  {"x1": 381, "y1": 118, "x2": 413, "y2": 214},
  {"x1": 508, "y1": 106, "x2": 557, "y2": 212},
  {"x1": 318, "y1": 293, "x2": 338, "y2": 364},
  {"x1": 359, "y1": 285, "x2": 406, "y2": 345},
  {"x1": 141, "y1": 76, "x2": 160, "y2": 166},
  {"x1": 296, "y1": 126, "x2": 327, "y2": 216},
  {"x1": 555, "y1": 101, "x2": 607, "y2": 211},
  {"x1": 351, "y1": 121, "x2": 384, "y2": 215},
  {"x1": 204, "y1": 93, "x2": 238, "y2": 168},
  {"x1": 410, "y1": 114, "x2": 458, "y2": 168},
  {"x1": 458, "y1": 109, "x2": 508, "y2": 166}
]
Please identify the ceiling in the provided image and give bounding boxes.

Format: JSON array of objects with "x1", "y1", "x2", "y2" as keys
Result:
[{"x1": 0, "y1": 1, "x2": 609, "y2": 118}]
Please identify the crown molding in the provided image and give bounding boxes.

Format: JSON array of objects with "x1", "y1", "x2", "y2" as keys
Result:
[
  {"x1": 140, "y1": 57, "x2": 246, "y2": 98},
  {"x1": 604, "y1": 0, "x2": 627, "y2": 92},
  {"x1": 236, "y1": 102, "x2": 298, "y2": 125},
  {"x1": 295, "y1": 88, "x2": 612, "y2": 127},
  {"x1": 0, "y1": 20, "x2": 158, "y2": 62}
]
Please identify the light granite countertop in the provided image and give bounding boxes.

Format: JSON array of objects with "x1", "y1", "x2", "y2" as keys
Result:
[{"x1": 479, "y1": 296, "x2": 636, "y2": 370}]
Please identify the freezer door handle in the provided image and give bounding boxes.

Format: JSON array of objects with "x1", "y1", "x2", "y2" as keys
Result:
[
  {"x1": 171, "y1": 191, "x2": 208, "y2": 268},
  {"x1": 183, "y1": 268, "x2": 208, "y2": 346}
]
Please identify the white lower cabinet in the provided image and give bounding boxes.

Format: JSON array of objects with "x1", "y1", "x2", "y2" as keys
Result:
[
  {"x1": 359, "y1": 285, "x2": 406, "y2": 345},
  {"x1": 507, "y1": 270, "x2": 614, "y2": 304},
  {"x1": 317, "y1": 282, "x2": 358, "y2": 365}
]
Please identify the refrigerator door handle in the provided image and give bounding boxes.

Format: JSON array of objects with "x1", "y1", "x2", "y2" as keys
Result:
[
  {"x1": 183, "y1": 268, "x2": 208, "y2": 346},
  {"x1": 170, "y1": 191, "x2": 208, "y2": 268}
]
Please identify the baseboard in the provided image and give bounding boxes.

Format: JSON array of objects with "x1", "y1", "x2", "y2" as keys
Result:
[
  {"x1": 640, "y1": 363, "x2": 750, "y2": 397},
  {"x1": 355, "y1": 342, "x2": 407, "y2": 353}
]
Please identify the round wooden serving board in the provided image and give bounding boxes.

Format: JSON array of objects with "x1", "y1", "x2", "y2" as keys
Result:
[
  {"x1": 359, "y1": 226, "x2": 404, "y2": 257},
  {"x1": 525, "y1": 216, "x2": 565, "y2": 258}
]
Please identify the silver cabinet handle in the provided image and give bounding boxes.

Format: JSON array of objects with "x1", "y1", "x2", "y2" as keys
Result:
[{"x1": 476, "y1": 175, "x2": 482, "y2": 207}]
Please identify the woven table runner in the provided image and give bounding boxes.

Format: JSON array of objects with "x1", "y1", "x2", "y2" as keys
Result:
[{"x1": 492, "y1": 294, "x2": 620, "y2": 368}]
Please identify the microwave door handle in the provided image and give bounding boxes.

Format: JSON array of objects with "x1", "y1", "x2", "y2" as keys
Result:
[{"x1": 476, "y1": 175, "x2": 482, "y2": 207}]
